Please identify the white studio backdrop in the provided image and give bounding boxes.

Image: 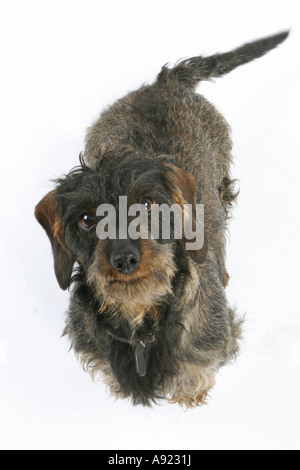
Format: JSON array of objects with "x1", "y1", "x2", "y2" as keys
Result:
[{"x1": 0, "y1": 0, "x2": 299, "y2": 450}]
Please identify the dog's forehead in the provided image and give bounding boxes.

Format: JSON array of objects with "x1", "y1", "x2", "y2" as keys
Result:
[
  {"x1": 57, "y1": 154, "x2": 174, "y2": 214},
  {"x1": 98, "y1": 154, "x2": 164, "y2": 176},
  {"x1": 96, "y1": 156, "x2": 170, "y2": 195}
]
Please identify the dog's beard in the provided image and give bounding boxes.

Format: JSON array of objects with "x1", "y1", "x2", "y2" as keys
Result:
[{"x1": 87, "y1": 240, "x2": 177, "y2": 326}]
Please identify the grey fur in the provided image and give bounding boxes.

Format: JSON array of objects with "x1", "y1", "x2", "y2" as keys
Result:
[{"x1": 35, "y1": 32, "x2": 289, "y2": 406}]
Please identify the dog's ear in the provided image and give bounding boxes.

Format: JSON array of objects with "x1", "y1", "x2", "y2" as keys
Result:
[
  {"x1": 164, "y1": 164, "x2": 208, "y2": 264},
  {"x1": 35, "y1": 190, "x2": 75, "y2": 290}
]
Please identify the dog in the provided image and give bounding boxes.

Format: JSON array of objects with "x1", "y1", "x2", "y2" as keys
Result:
[{"x1": 35, "y1": 31, "x2": 289, "y2": 407}]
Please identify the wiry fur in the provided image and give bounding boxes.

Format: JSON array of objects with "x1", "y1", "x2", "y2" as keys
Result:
[{"x1": 35, "y1": 32, "x2": 288, "y2": 407}]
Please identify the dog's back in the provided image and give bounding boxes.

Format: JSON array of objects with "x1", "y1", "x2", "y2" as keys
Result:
[{"x1": 84, "y1": 31, "x2": 288, "y2": 170}]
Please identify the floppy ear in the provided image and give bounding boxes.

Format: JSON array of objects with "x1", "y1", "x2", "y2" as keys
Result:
[
  {"x1": 165, "y1": 164, "x2": 208, "y2": 264},
  {"x1": 35, "y1": 190, "x2": 75, "y2": 290}
]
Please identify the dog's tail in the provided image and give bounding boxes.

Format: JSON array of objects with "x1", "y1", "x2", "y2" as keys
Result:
[{"x1": 156, "y1": 31, "x2": 289, "y2": 88}]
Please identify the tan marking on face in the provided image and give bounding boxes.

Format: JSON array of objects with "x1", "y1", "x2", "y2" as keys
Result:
[{"x1": 87, "y1": 238, "x2": 177, "y2": 327}]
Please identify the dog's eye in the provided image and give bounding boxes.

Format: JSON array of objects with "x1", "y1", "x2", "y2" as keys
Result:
[
  {"x1": 140, "y1": 197, "x2": 154, "y2": 212},
  {"x1": 79, "y1": 214, "x2": 96, "y2": 230}
]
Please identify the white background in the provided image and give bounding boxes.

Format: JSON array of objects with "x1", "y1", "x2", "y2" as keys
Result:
[{"x1": 0, "y1": 0, "x2": 299, "y2": 450}]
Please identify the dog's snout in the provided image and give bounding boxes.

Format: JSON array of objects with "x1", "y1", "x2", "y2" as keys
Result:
[{"x1": 109, "y1": 241, "x2": 141, "y2": 275}]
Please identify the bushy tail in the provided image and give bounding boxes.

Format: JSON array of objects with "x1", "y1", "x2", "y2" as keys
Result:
[{"x1": 157, "y1": 31, "x2": 289, "y2": 88}]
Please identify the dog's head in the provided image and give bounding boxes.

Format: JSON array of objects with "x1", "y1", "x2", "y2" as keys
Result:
[{"x1": 35, "y1": 148, "x2": 207, "y2": 319}]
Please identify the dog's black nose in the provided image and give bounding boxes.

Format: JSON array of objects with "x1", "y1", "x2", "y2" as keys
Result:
[{"x1": 109, "y1": 241, "x2": 141, "y2": 275}]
